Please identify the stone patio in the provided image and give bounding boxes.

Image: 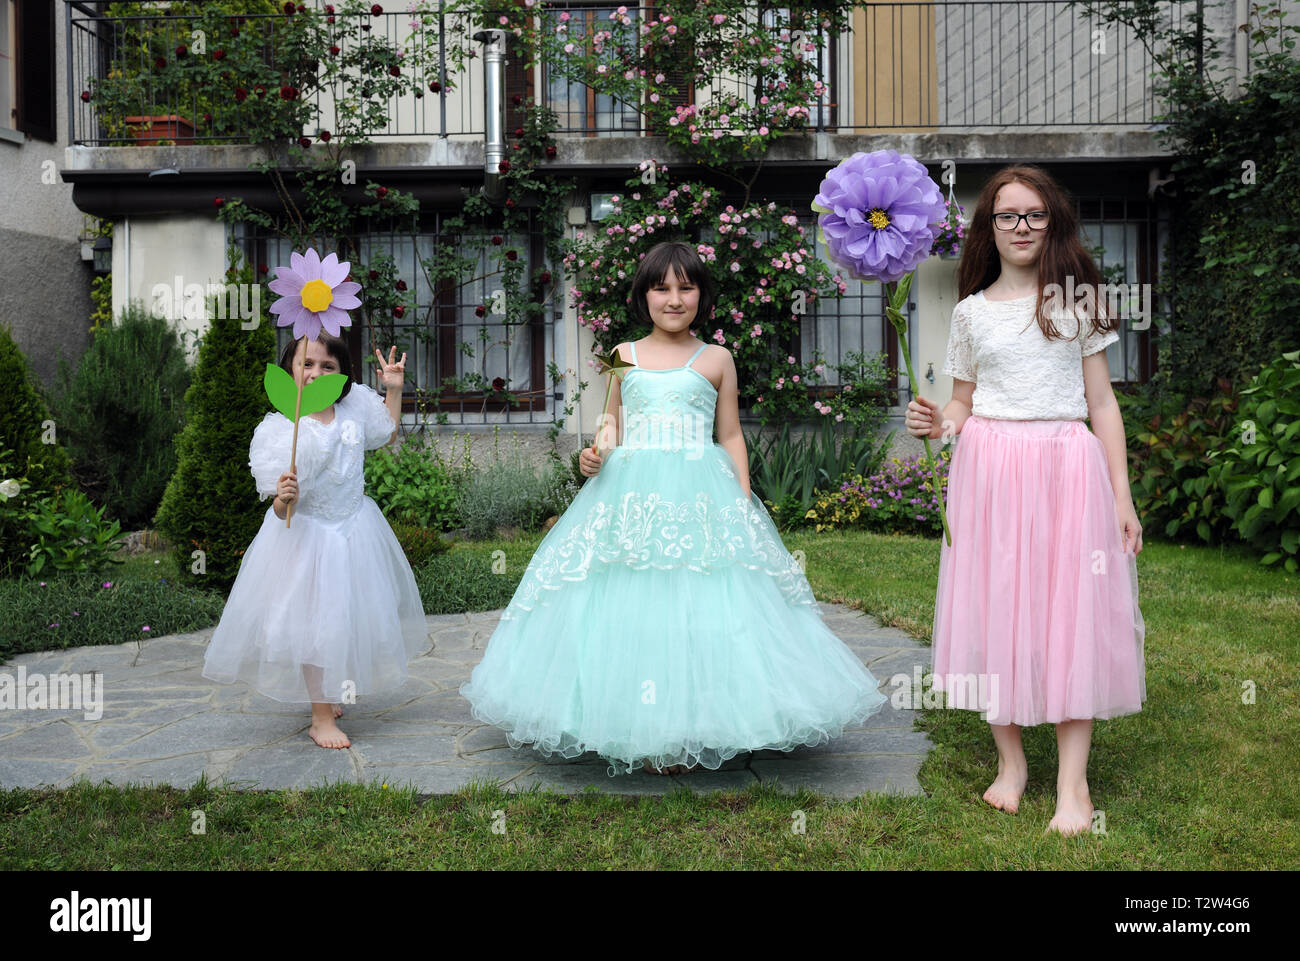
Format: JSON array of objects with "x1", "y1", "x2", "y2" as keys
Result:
[{"x1": 0, "y1": 604, "x2": 934, "y2": 798}]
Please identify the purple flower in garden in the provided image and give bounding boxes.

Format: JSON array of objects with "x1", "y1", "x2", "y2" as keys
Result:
[
  {"x1": 811, "y1": 150, "x2": 947, "y2": 283},
  {"x1": 268, "y1": 248, "x2": 362, "y2": 339}
]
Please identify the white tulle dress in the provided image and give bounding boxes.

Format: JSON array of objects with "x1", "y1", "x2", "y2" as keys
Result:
[{"x1": 202, "y1": 382, "x2": 429, "y2": 704}]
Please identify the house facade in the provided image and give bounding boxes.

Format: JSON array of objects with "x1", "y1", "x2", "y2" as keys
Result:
[{"x1": 4, "y1": 0, "x2": 1282, "y2": 457}]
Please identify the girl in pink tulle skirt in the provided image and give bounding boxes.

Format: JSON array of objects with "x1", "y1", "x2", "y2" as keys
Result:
[{"x1": 907, "y1": 165, "x2": 1146, "y2": 836}]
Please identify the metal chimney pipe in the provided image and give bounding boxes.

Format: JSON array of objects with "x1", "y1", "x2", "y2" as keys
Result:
[{"x1": 473, "y1": 28, "x2": 508, "y2": 206}]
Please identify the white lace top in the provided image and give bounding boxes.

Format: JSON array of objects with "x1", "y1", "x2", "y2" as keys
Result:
[
  {"x1": 248, "y1": 382, "x2": 396, "y2": 522},
  {"x1": 942, "y1": 290, "x2": 1118, "y2": 421}
]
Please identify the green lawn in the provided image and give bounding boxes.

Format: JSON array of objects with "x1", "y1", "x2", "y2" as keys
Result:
[{"x1": 1, "y1": 533, "x2": 1296, "y2": 869}]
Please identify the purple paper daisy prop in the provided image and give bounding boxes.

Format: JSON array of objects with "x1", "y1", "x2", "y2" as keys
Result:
[
  {"x1": 810, "y1": 151, "x2": 953, "y2": 545},
  {"x1": 811, "y1": 150, "x2": 947, "y2": 284},
  {"x1": 264, "y1": 247, "x2": 360, "y2": 529},
  {"x1": 268, "y1": 248, "x2": 361, "y2": 339}
]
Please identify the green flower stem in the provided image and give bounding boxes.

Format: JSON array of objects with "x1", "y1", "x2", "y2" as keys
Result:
[{"x1": 885, "y1": 278, "x2": 952, "y2": 546}]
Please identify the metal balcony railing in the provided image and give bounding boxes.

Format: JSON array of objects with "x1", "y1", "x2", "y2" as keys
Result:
[{"x1": 66, "y1": 0, "x2": 1196, "y2": 146}]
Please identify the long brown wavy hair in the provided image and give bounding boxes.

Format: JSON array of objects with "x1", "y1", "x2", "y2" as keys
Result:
[{"x1": 956, "y1": 164, "x2": 1117, "y2": 342}]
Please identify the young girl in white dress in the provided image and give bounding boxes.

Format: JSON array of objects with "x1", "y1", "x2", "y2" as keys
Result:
[
  {"x1": 202, "y1": 336, "x2": 428, "y2": 749},
  {"x1": 906, "y1": 165, "x2": 1146, "y2": 835}
]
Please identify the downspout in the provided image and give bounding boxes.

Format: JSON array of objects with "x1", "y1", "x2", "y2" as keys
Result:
[{"x1": 473, "y1": 28, "x2": 508, "y2": 206}]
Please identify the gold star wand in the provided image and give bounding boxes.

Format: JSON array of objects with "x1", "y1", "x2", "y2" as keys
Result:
[{"x1": 591, "y1": 348, "x2": 635, "y2": 457}]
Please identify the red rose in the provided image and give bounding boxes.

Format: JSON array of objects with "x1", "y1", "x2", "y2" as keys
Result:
[
  {"x1": 506, "y1": 249, "x2": 518, "y2": 261},
  {"x1": 154, "y1": 57, "x2": 167, "y2": 70},
  {"x1": 326, "y1": 4, "x2": 335, "y2": 12},
  {"x1": 371, "y1": 3, "x2": 383, "y2": 14},
  {"x1": 498, "y1": 160, "x2": 510, "y2": 173},
  {"x1": 376, "y1": 186, "x2": 389, "y2": 198},
  {"x1": 512, "y1": 94, "x2": 522, "y2": 106},
  {"x1": 360, "y1": 22, "x2": 369, "y2": 31},
  {"x1": 213, "y1": 49, "x2": 225, "y2": 60},
  {"x1": 280, "y1": 85, "x2": 298, "y2": 100},
  {"x1": 545, "y1": 144, "x2": 557, "y2": 159},
  {"x1": 492, "y1": 377, "x2": 506, "y2": 391},
  {"x1": 514, "y1": 127, "x2": 524, "y2": 137},
  {"x1": 234, "y1": 87, "x2": 248, "y2": 102},
  {"x1": 213, "y1": 197, "x2": 225, "y2": 207},
  {"x1": 320, "y1": 130, "x2": 331, "y2": 142},
  {"x1": 428, "y1": 80, "x2": 441, "y2": 93},
  {"x1": 259, "y1": 263, "x2": 268, "y2": 274},
  {"x1": 505, "y1": 198, "x2": 516, "y2": 208},
  {"x1": 491, "y1": 235, "x2": 502, "y2": 245},
  {"x1": 389, "y1": 65, "x2": 400, "y2": 77},
  {"x1": 297, "y1": 3, "x2": 306, "y2": 11},
  {"x1": 329, "y1": 45, "x2": 340, "y2": 56},
  {"x1": 203, "y1": 112, "x2": 212, "y2": 125},
  {"x1": 283, "y1": 1, "x2": 295, "y2": 14},
  {"x1": 80, "y1": 90, "x2": 90, "y2": 102},
  {"x1": 255, "y1": 84, "x2": 267, "y2": 97},
  {"x1": 327, "y1": 15, "x2": 335, "y2": 23},
  {"x1": 395, "y1": 280, "x2": 407, "y2": 291},
  {"x1": 175, "y1": 44, "x2": 187, "y2": 57},
  {"x1": 539, "y1": 272, "x2": 551, "y2": 284},
  {"x1": 369, "y1": 269, "x2": 380, "y2": 280},
  {"x1": 475, "y1": 305, "x2": 486, "y2": 317},
  {"x1": 298, "y1": 136, "x2": 311, "y2": 148},
  {"x1": 393, "y1": 305, "x2": 405, "y2": 318}
]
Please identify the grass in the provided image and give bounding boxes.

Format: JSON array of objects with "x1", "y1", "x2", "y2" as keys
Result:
[{"x1": 1, "y1": 532, "x2": 1297, "y2": 869}]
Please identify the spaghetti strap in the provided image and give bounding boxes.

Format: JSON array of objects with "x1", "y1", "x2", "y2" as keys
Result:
[
  {"x1": 684, "y1": 343, "x2": 708, "y2": 369},
  {"x1": 629, "y1": 340, "x2": 638, "y2": 365}
]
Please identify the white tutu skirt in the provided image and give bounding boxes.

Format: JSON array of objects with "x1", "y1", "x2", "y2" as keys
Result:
[{"x1": 202, "y1": 498, "x2": 429, "y2": 704}]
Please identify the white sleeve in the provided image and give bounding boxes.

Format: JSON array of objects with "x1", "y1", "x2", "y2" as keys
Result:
[
  {"x1": 1080, "y1": 319, "x2": 1120, "y2": 358},
  {"x1": 941, "y1": 301, "x2": 976, "y2": 381},
  {"x1": 352, "y1": 383, "x2": 397, "y2": 450},
  {"x1": 248, "y1": 413, "x2": 294, "y2": 501}
]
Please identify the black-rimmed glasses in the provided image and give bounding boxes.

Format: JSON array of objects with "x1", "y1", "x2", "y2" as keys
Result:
[{"x1": 993, "y1": 211, "x2": 1049, "y2": 230}]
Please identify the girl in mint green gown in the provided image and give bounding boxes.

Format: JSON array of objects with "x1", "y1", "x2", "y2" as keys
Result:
[{"x1": 459, "y1": 241, "x2": 888, "y2": 775}]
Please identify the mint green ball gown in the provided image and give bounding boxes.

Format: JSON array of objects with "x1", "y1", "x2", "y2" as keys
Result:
[{"x1": 459, "y1": 341, "x2": 888, "y2": 775}]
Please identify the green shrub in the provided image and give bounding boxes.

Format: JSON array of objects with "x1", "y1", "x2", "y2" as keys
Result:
[
  {"x1": 19, "y1": 488, "x2": 128, "y2": 578},
  {"x1": 153, "y1": 260, "x2": 276, "y2": 593},
  {"x1": 389, "y1": 520, "x2": 452, "y2": 568},
  {"x1": 414, "y1": 550, "x2": 524, "y2": 614},
  {"x1": 364, "y1": 440, "x2": 461, "y2": 530},
  {"x1": 1116, "y1": 380, "x2": 1238, "y2": 544},
  {"x1": 0, "y1": 325, "x2": 75, "y2": 578},
  {"x1": 0, "y1": 574, "x2": 226, "y2": 660},
  {"x1": 457, "y1": 432, "x2": 575, "y2": 539},
  {"x1": 1207, "y1": 350, "x2": 1300, "y2": 572},
  {"x1": 50, "y1": 304, "x2": 189, "y2": 530},
  {"x1": 746, "y1": 417, "x2": 896, "y2": 530}
]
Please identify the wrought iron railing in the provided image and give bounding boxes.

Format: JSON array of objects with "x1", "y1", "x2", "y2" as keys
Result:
[{"x1": 66, "y1": 1, "x2": 1198, "y2": 146}]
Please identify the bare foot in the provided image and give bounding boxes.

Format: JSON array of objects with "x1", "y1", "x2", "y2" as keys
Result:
[
  {"x1": 309, "y1": 719, "x2": 351, "y2": 749},
  {"x1": 1047, "y1": 781, "x2": 1093, "y2": 836},
  {"x1": 983, "y1": 758, "x2": 1028, "y2": 813}
]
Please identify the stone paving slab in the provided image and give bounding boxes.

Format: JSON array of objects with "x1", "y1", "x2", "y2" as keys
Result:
[{"x1": 0, "y1": 604, "x2": 934, "y2": 798}]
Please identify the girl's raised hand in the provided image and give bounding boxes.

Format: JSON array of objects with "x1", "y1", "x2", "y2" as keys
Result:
[
  {"x1": 373, "y1": 346, "x2": 407, "y2": 390},
  {"x1": 906, "y1": 396, "x2": 941, "y2": 439}
]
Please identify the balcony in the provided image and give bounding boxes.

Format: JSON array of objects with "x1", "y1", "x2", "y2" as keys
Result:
[{"x1": 66, "y1": 0, "x2": 1190, "y2": 161}]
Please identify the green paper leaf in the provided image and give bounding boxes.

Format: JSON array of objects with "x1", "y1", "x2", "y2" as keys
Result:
[
  {"x1": 300, "y1": 373, "x2": 348, "y2": 416},
  {"x1": 264, "y1": 363, "x2": 300, "y2": 419}
]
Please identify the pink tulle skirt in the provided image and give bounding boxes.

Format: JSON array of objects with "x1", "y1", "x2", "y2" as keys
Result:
[{"x1": 932, "y1": 415, "x2": 1146, "y2": 726}]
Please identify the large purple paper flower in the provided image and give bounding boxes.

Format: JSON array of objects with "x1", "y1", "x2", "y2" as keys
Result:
[
  {"x1": 812, "y1": 150, "x2": 947, "y2": 284},
  {"x1": 268, "y1": 247, "x2": 362, "y2": 339}
]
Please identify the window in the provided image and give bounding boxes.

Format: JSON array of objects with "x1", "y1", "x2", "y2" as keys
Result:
[
  {"x1": 13, "y1": 0, "x2": 55, "y2": 142},
  {"x1": 541, "y1": 3, "x2": 642, "y2": 135}
]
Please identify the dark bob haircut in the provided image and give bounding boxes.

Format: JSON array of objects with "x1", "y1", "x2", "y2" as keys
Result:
[
  {"x1": 629, "y1": 241, "x2": 717, "y2": 329},
  {"x1": 276, "y1": 331, "x2": 353, "y2": 405}
]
